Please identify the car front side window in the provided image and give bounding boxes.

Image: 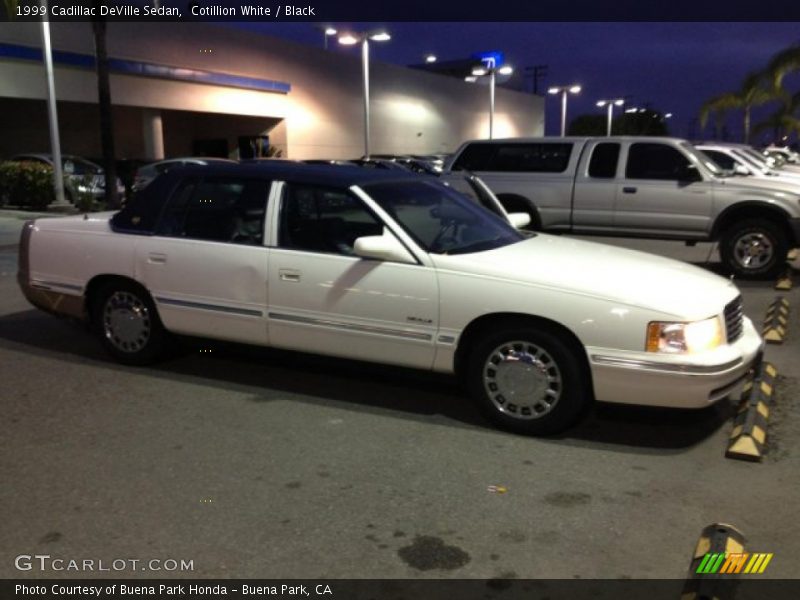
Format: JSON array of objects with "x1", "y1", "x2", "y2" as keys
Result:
[{"x1": 277, "y1": 184, "x2": 383, "y2": 256}]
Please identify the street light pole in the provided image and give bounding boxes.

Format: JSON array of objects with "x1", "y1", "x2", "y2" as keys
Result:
[
  {"x1": 338, "y1": 29, "x2": 390, "y2": 159},
  {"x1": 361, "y1": 38, "x2": 370, "y2": 158},
  {"x1": 489, "y1": 67, "x2": 495, "y2": 139},
  {"x1": 548, "y1": 84, "x2": 582, "y2": 137},
  {"x1": 40, "y1": 8, "x2": 68, "y2": 207},
  {"x1": 596, "y1": 98, "x2": 625, "y2": 136}
]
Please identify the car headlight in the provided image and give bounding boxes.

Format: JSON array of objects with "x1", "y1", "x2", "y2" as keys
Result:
[
  {"x1": 77, "y1": 185, "x2": 88, "y2": 193},
  {"x1": 646, "y1": 316, "x2": 724, "y2": 354}
]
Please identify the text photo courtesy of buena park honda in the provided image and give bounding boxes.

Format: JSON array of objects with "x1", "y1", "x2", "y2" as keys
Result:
[{"x1": 1, "y1": 5, "x2": 800, "y2": 598}]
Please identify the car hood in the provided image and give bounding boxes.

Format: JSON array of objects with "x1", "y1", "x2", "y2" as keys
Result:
[
  {"x1": 715, "y1": 176, "x2": 800, "y2": 195},
  {"x1": 432, "y1": 234, "x2": 739, "y2": 320}
]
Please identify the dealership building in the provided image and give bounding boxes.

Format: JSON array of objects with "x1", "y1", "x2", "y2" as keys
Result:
[{"x1": 0, "y1": 22, "x2": 544, "y2": 161}]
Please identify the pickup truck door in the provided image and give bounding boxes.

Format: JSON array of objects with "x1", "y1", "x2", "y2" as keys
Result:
[
  {"x1": 136, "y1": 176, "x2": 270, "y2": 345},
  {"x1": 613, "y1": 142, "x2": 713, "y2": 236},
  {"x1": 571, "y1": 141, "x2": 620, "y2": 231},
  {"x1": 265, "y1": 182, "x2": 438, "y2": 369}
]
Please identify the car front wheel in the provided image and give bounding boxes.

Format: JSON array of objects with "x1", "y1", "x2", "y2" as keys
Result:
[
  {"x1": 465, "y1": 325, "x2": 590, "y2": 435},
  {"x1": 92, "y1": 281, "x2": 167, "y2": 365}
]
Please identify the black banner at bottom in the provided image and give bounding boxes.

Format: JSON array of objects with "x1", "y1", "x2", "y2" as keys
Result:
[{"x1": 4, "y1": 579, "x2": 800, "y2": 600}]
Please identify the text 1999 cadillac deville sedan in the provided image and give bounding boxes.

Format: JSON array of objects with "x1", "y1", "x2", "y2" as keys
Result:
[{"x1": 18, "y1": 162, "x2": 764, "y2": 434}]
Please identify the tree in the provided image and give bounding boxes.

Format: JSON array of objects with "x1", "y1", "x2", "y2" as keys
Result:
[
  {"x1": 765, "y1": 44, "x2": 800, "y2": 90},
  {"x1": 567, "y1": 114, "x2": 606, "y2": 136},
  {"x1": 613, "y1": 110, "x2": 669, "y2": 136},
  {"x1": 699, "y1": 71, "x2": 776, "y2": 144},
  {"x1": 755, "y1": 45, "x2": 800, "y2": 143},
  {"x1": 91, "y1": 9, "x2": 120, "y2": 208}
]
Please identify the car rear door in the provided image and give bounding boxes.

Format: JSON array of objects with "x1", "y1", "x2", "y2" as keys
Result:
[{"x1": 136, "y1": 175, "x2": 271, "y2": 345}]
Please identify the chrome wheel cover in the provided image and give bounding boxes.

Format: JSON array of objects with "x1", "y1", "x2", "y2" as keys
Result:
[
  {"x1": 102, "y1": 291, "x2": 151, "y2": 353},
  {"x1": 482, "y1": 341, "x2": 562, "y2": 420},
  {"x1": 733, "y1": 232, "x2": 773, "y2": 270}
]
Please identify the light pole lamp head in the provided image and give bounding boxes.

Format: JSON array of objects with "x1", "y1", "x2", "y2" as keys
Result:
[
  {"x1": 472, "y1": 66, "x2": 488, "y2": 76},
  {"x1": 324, "y1": 27, "x2": 337, "y2": 36},
  {"x1": 337, "y1": 33, "x2": 359, "y2": 45},
  {"x1": 547, "y1": 86, "x2": 561, "y2": 95},
  {"x1": 368, "y1": 31, "x2": 391, "y2": 42},
  {"x1": 613, "y1": 99, "x2": 624, "y2": 106},
  {"x1": 568, "y1": 84, "x2": 582, "y2": 94},
  {"x1": 497, "y1": 65, "x2": 514, "y2": 76},
  {"x1": 425, "y1": 54, "x2": 437, "y2": 63},
  {"x1": 596, "y1": 100, "x2": 608, "y2": 107}
]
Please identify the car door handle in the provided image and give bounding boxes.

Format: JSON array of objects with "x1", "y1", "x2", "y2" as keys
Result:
[
  {"x1": 622, "y1": 187, "x2": 637, "y2": 194},
  {"x1": 279, "y1": 269, "x2": 301, "y2": 282},
  {"x1": 147, "y1": 252, "x2": 167, "y2": 264}
]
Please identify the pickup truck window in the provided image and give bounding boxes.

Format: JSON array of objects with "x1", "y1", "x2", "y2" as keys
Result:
[
  {"x1": 626, "y1": 143, "x2": 692, "y2": 181},
  {"x1": 278, "y1": 184, "x2": 383, "y2": 256},
  {"x1": 588, "y1": 143, "x2": 620, "y2": 178},
  {"x1": 452, "y1": 143, "x2": 572, "y2": 173},
  {"x1": 156, "y1": 177, "x2": 269, "y2": 245}
]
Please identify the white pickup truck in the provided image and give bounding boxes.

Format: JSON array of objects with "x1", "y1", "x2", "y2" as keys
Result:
[{"x1": 445, "y1": 136, "x2": 800, "y2": 278}]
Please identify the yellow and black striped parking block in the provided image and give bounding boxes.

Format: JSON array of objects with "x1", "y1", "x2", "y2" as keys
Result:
[
  {"x1": 682, "y1": 522, "x2": 746, "y2": 600},
  {"x1": 762, "y1": 297, "x2": 789, "y2": 343},
  {"x1": 775, "y1": 270, "x2": 792, "y2": 291},
  {"x1": 726, "y1": 362, "x2": 777, "y2": 462},
  {"x1": 788, "y1": 248, "x2": 799, "y2": 262}
]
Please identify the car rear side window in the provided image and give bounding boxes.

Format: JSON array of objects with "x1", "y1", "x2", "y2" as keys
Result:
[
  {"x1": 626, "y1": 143, "x2": 692, "y2": 180},
  {"x1": 588, "y1": 143, "x2": 620, "y2": 178},
  {"x1": 156, "y1": 177, "x2": 270, "y2": 245},
  {"x1": 453, "y1": 143, "x2": 572, "y2": 173}
]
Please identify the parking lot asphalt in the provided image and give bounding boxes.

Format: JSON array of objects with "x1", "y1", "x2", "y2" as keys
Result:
[{"x1": 1, "y1": 220, "x2": 798, "y2": 580}]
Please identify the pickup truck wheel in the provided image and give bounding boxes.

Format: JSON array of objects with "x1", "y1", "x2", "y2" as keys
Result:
[
  {"x1": 465, "y1": 326, "x2": 590, "y2": 435},
  {"x1": 93, "y1": 281, "x2": 167, "y2": 365},
  {"x1": 720, "y1": 219, "x2": 788, "y2": 279}
]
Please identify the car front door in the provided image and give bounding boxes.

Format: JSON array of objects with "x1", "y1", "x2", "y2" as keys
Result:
[
  {"x1": 572, "y1": 141, "x2": 621, "y2": 231},
  {"x1": 614, "y1": 142, "x2": 713, "y2": 237},
  {"x1": 265, "y1": 182, "x2": 439, "y2": 369},
  {"x1": 136, "y1": 176, "x2": 271, "y2": 345}
]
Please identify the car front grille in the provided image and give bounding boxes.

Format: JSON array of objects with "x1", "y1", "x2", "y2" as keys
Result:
[{"x1": 724, "y1": 296, "x2": 744, "y2": 343}]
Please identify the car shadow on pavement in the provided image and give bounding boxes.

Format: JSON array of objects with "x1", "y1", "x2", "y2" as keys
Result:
[{"x1": 0, "y1": 308, "x2": 732, "y2": 452}]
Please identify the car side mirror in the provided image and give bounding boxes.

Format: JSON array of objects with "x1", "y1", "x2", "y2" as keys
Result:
[
  {"x1": 507, "y1": 212, "x2": 531, "y2": 230},
  {"x1": 354, "y1": 228, "x2": 416, "y2": 264},
  {"x1": 679, "y1": 163, "x2": 703, "y2": 182},
  {"x1": 733, "y1": 164, "x2": 749, "y2": 176}
]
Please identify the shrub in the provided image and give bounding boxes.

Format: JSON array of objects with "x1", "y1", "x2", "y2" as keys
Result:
[{"x1": 0, "y1": 161, "x2": 56, "y2": 210}]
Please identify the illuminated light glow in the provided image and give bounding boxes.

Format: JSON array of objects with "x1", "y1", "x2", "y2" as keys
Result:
[
  {"x1": 614, "y1": 99, "x2": 624, "y2": 106},
  {"x1": 472, "y1": 67, "x2": 488, "y2": 76},
  {"x1": 569, "y1": 85, "x2": 582, "y2": 93},
  {"x1": 547, "y1": 87, "x2": 560, "y2": 94},
  {"x1": 338, "y1": 34, "x2": 358, "y2": 45},
  {"x1": 324, "y1": 27, "x2": 337, "y2": 35},
  {"x1": 369, "y1": 32, "x2": 391, "y2": 42},
  {"x1": 464, "y1": 76, "x2": 477, "y2": 83},
  {"x1": 425, "y1": 54, "x2": 437, "y2": 63},
  {"x1": 498, "y1": 65, "x2": 513, "y2": 75},
  {"x1": 596, "y1": 100, "x2": 606, "y2": 107}
]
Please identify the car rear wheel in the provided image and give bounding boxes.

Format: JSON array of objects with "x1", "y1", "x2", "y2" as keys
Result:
[
  {"x1": 465, "y1": 325, "x2": 590, "y2": 435},
  {"x1": 720, "y1": 219, "x2": 788, "y2": 279},
  {"x1": 92, "y1": 280, "x2": 167, "y2": 365}
]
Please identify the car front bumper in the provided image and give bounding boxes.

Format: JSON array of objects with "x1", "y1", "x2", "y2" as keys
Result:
[{"x1": 588, "y1": 316, "x2": 764, "y2": 409}]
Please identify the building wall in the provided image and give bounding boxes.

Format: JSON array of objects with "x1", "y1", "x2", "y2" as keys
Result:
[{"x1": 0, "y1": 23, "x2": 544, "y2": 159}]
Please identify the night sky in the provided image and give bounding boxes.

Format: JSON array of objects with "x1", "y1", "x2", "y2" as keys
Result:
[{"x1": 233, "y1": 22, "x2": 800, "y2": 144}]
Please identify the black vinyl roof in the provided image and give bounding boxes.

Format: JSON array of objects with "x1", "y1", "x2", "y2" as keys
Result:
[
  {"x1": 111, "y1": 160, "x2": 430, "y2": 235},
  {"x1": 169, "y1": 160, "x2": 424, "y2": 187}
]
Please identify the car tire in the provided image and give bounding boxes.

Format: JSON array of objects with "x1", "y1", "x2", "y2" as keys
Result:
[
  {"x1": 720, "y1": 219, "x2": 788, "y2": 280},
  {"x1": 92, "y1": 280, "x2": 168, "y2": 365},
  {"x1": 465, "y1": 324, "x2": 591, "y2": 435}
]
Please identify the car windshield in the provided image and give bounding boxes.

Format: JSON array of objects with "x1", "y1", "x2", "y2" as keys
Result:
[
  {"x1": 682, "y1": 143, "x2": 726, "y2": 177},
  {"x1": 732, "y1": 149, "x2": 771, "y2": 173},
  {"x1": 63, "y1": 157, "x2": 102, "y2": 175},
  {"x1": 363, "y1": 180, "x2": 524, "y2": 255}
]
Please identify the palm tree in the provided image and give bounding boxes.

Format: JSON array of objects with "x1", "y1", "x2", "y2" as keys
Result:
[
  {"x1": 765, "y1": 44, "x2": 800, "y2": 90},
  {"x1": 756, "y1": 45, "x2": 800, "y2": 143},
  {"x1": 753, "y1": 91, "x2": 800, "y2": 141},
  {"x1": 699, "y1": 71, "x2": 776, "y2": 144}
]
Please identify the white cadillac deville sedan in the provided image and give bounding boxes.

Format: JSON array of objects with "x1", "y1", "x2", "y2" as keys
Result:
[{"x1": 18, "y1": 162, "x2": 764, "y2": 435}]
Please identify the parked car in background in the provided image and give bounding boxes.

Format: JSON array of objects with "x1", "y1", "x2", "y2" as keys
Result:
[
  {"x1": 18, "y1": 161, "x2": 762, "y2": 435},
  {"x1": 9, "y1": 153, "x2": 125, "y2": 203},
  {"x1": 444, "y1": 136, "x2": 800, "y2": 278},
  {"x1": 697, "y1": 143, "x2": 800, "y2": 185},
  {"x1": 132, "y1": 157, "x2": 237, "y2": 192},
  {"x1": 763, "y1": 145, "x2": 800, "y2": 165}
]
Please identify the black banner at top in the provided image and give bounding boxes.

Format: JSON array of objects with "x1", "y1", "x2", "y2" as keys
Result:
[{"x1": 3, "y1": 0, "x2": 800, "y2": 21}]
